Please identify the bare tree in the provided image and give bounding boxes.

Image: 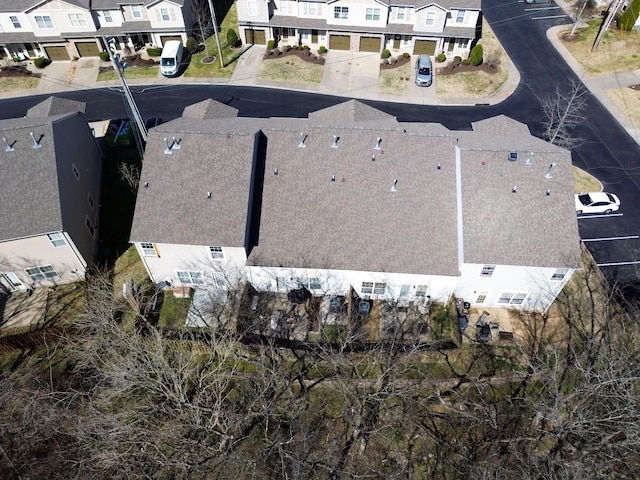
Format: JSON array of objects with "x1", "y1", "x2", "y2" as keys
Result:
[
  {"x1": 191, "y1": 0, "x2": 214, "y2": 60},
  {"x1": 541, "y1": 80, "x2": 588, "y2": 149}
]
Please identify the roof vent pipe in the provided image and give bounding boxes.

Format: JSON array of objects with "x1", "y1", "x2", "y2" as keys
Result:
[
  {"x1": 171, "y1": 137, "x2": 181, "y2": 150},
  {"x1": 331, "y1": 175, "x2": 336, "y2": 182},
  {"x1": 391, "y1": 179, "x2": 398, "y2": 192},
  {"x1": 30, "y1": 132, "x2": 41, "y2": 149},
  {"x1": 374, "y1": 137, "x2": 382, "y2": 150},
  {"x1": 331, "y1": 135, "x2": 339, "y2": 148},
  {"x1": 3, "y1": 138, "x2": 13, "y2": 152},
  {"x1": 525, "y1": 152, "x2": 534, "y2": 165},
  {"x1": 299, "y1": 132, "x2": 306, "y2": 148},
  {"x1": 163, "y1": 138, "x2": 173, "y2": 155},
  {"x1": 274, "y1": 168, "x2": 278, "y2": 175},
  {"x1": 545, "y1": 163, "x2": 556, "y2": 178},
  {"x1": 512, "y1": 186, "x2": 517, "y2": 193},
  {"x1": 372, "y1": 154, "x2": 376, "y2": 161},
  {"x1": 546, "y1": 189, "x2": 551, "y2": 196}
]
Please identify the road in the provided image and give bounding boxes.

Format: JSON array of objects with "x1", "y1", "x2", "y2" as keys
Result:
[{"x1": 2, "y1": 0, "x2": 640, "y2": 290}]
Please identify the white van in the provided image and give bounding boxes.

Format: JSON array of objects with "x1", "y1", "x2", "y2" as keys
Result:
[{"x1": 160, "y1": 40, "x2": 184, "y2": 77}]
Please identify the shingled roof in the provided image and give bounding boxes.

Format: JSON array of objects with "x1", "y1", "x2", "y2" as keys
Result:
[
  {"x1": 181, "y1": 99, "x2": 239, "y2": 120},
  {"x1": 26, "y1": 96, "x2": 86, "y2": 118}
]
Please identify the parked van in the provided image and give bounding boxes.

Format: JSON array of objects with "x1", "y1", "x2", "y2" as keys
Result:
[
  {"x1": 160, "y1": 40, "x2": 184, "y2": 77},
  {"x1": 415, "y1": 54, "x2": 433, "y2": 87}
]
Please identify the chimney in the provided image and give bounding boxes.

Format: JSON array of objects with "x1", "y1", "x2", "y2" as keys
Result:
[
  {"x1": 331, "y1": 135, "x2": 339, "y2": 148},
  {"x1": 30, "y1": 132, "x2": 41, "y2": 149},
  {"x1": 298, "y1": 132, "x2": 306, "y2": 148},
  {"x1": 3, "y1": 138, "x2": 13, "y2": 152},
  {"x1": 163, "y1": 138, "x2": 173, "y2": 155},
  {"x1": 374, "y1": 137, "x2": 382, "y2": 150},
  {"x1": 545, "y1": 163, "x2": 556, "y2": 178}
]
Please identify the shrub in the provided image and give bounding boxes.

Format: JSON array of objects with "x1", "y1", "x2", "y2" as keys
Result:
[
  {"x1": 469, "y1": 44, "x2": 483, "y2": 66},
  {"x1": 186, "y1": 37, "x2": 198, "y2": 53},
  {"x1": 461, "y1": 58, "x2": 471, "y2": 66},
  {"x1": 99, "y1": 51, "x2": 110, "y2": 61},
  {"x1": 436, "y1": 52, "x2": 446, "y2": 63},
  {"x1": 318, "y1": 45, "x2": 327, "y2": 55},
  {"x1": 33, "y1": 57, "x2": 50, "y2": 68},
  {"x1": 381, "y1": 49, "x2": 391, "y2": 59},
  {"x1": 292, "y1": 45, "x2": 299, "y2": 50},
  {"x1": 617, "y1": 0, "x2": 640, "y2": 30},
  {"x1": 267, "y1": 39, "x2": 276, "y2": 50},
  {"x1": 227, "y1": 28, "x2": 239, "y2": 47},
  {"x1": 485, "y1": 47, "x2": 502, "y2": 68},
  {"x1": 402, "y1": 52, "x2": 410, "y2": 59},
  {"x1": 147, "y1": 46, "x2": 162, "y2": 57},
  {"x1": 302, "y1": 45, "x2": 310, "y2": 50}
]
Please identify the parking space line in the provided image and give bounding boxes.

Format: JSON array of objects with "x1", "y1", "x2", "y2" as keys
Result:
[
  {"x1": 583, "y1": 235, "x2": 639, "y2": 242},
  {"x1": 531, "y1": 15, "x2": 567, "y2": 20},
  {"x1": 597, "y1": 260, "x2": 640, "y2": 267},
  {"x1": 524, "y1": 7, "x2": 561, "y2": 11},
  {"x1": 577, "y1": 213, "x2": 623, "y2": 219}
]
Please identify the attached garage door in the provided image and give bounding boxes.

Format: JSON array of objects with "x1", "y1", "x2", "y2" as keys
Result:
[
  {"x1": 413, "y1": 40, "x2": 437, "y2": 56},
  {"x1": 329, "y1": 35, "x2": 350, "y2": 51},
  {"x1": 245, "y1": 29, "x2": 266, "y2": 45},
  {"x1": 76, "y1": 41, "x2": 100, "y2": 57},
  {"x1": 160, "y1": 35, "x2": 182, "y2": 46},
  {"x1": 44, "y1": 46, "x2": 70, "y2": 61},
  {"x1": 359, "y1": 36, "x2": 381, "y2": 53}
]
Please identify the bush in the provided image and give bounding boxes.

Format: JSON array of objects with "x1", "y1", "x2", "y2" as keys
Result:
[
  {"x1": 469, "y1": 44, "x2": 483, "y2": 66},
  {"x1": 227, "y1": 28, "x2": 239, "y2": 47},
  {"x1": 186, "y1": 37, "x2": 198, "y2": 53},
  {"x1": 318, "y1": 45, "x2": 327, "y2": 55},
  {"x1": 617, "y1": 0, "x2": 640, "y2": 30},
  {"x1": 402, "y1": 52, "x2": 410, "y2": 59},
  {"x1": 436, "y1": 52, "x2": 446, "y2": 63},
  {"x1": 461, "y1": 59, "x2": 471, "y2": 66},
  {"x1": 147, "y1": 47, "x2": 162, "y2": 57},
  {"x1": 267, "y1": 39, "x2": 276, "y2": 50},
  {"x1": 302, "y1": 45, "x2": 310, "y2": 50},
  {"x1": 99, "y1": 51, "x2": 110, "y2": 61},
  {"x1": 381, "y1": 49, "x2": 391, "y2": 59},
  {"x1": 33, "y1": 57, "x2": 50, "y2": 68}
]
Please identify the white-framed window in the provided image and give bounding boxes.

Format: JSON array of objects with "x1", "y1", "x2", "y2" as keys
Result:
[
  {"x1": 551, "y1": 268, "x2": 569, "y2": 281},
  {"x1": 416, "y1": 285, "x2": 428, "y2": 297},
  {"x1": 498, "y1": 292, "x2": 527, "y2": 305},
  {"x1": 1, "y1": 272, "x2": 24, "y2": 289},
  {"x1": 247, "y1": 0, "x2": 258, "y2": 16},
  {"x1": 48, "y1": 232, "x2": 67, "y2": 248},
  {"x1": 10, "y1": 16, "x2": 21, "y2": 29},
  {"x1": 103, "y1": 11, "x2": 113, "y2": 23},
  {"x1": 425, "y1": 11, "x2": 435, "y2": 26},
  {"x1": 160, "y1": 7, "x2": 171, "y2": 21},
  {"x1": 297, "y1": 277, "x2": 322, "y2": 290},
  {"x1": 456, "y1": 38, "x2": 468, "y2": 49},
  {"x1": 475, "y1": 292, "x2": 487, "y2": 304},
  {"x1": 26, "y1": 265, "x2": 58, "y2": 282},
  {"x1": 131, "y1": 5, "x2": 142, "y2": 18},
  {"x1": 177, "y1": 270, "x2": 204, "y2": 285},
  {"x1": 280, "y1": 0, "x2": 289, "y2": 14},
  {"x1": 480, "y1": 265, "x2": 495, "y2": 277},
  {"x1": 68, "y1": 13, "x2": 87, "y2": 27},
  {"x1": 213, "y1": 272, "x2": 225, "y2": 288},
  {"x1": 365, "y1": 8, "x2": 380, "y2": 21},
  {"x1": 34, "y1": 15, "x2": 54, "y2": 29},
  {"x1": 140, "y1": 242, "x2": 158, "y2": 257},
  {"x1": 396, "y1": 7, "x2": 406, "y2": 21},
  {"x1": 72, "y1": 163, "x2": 80, "y2": 180},
  {"x1": 209, "y1": 246, "x2": 224, "y2": 260},
  {"x1": 362, "y1": 282, "x2": 386, "y2": 295},
  {"x1": 455, "y1": 10, "x2": 466, "y2": 23},
  {"x1": 86, "y1": 217, "x2": 95, "y2": 237},
  {"x1": 334, "y1": 6, "x2": 348, "y2": 19},
  {"x1": 276, "y1": 276, "x2": 286, "y2": 291},
  {"x1": 307, "y1": 3, "x2": 318, "y2": 15}
]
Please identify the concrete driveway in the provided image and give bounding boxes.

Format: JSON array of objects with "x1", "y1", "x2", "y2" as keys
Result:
[{"x1": 321, "y1": 51, "x2": 381, "y2": 99}]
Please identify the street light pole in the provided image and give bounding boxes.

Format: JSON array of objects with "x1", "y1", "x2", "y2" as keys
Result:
[{"x1": 207, "y1": 0, "x2": 225, "y2": 68}]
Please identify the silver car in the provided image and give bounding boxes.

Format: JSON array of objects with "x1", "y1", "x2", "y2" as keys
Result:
[{"x1": 415, "y1": 55, "x2": 433, "y2": 87}]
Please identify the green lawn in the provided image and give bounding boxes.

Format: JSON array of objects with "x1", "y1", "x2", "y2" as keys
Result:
[
  {"x1": 0, "y1": 77, "x2": 39, "y2": 91},
  {"x1": 97, "y1": 66, "x2": 158, "y2": 81},
  {"x1": 258, "y1": 55, "x2": 324, "y2": 84}
]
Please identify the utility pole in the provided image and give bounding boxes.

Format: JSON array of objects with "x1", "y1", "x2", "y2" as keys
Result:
[
  {"x1": 592, "y1": 0, "x2": 624, "y2": 52},
  {"x1": 207, "y1": 0, "x2": 225, "y2": 68},
  {"x1": 105, "y1": 37, "x2": 148, "y2": 155}
]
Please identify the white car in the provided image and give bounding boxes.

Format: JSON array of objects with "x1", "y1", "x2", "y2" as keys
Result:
[{"x1": 575, "y1": 192, "x2": 620, "y2": 215}]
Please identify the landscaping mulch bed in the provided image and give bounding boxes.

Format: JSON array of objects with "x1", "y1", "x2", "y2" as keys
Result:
[
  {"x1": 264, "y1": 48, "x2": 325, "y2": 65},
  {"x1": 98, "y1": 54, "x2": 158, "y2": 74},
  {"x1": 380, "y1": 55, "x2": 411, "y2": 70},
  {"x1": 0, "y1": 66, "x2": 41, "y2": 78},
  {"x1": 437, "y1": 63, "x2": 498, "y2": 76}
]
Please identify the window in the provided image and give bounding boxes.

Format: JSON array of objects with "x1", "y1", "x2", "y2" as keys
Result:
[
  {"x1": 86, "y1": 218, "x2": 95, "y2": 237},
  {"x1": 361, "y1": 282, "x2": 386, "y2": 295},
  {"x1": 425, "y1": 11, "x2": 435, "y2": 26},
  {"x1": 1, "y1": 272, "x2": 24, "y2": 289},
  {"x1": 48, "y1": 232, "x2": 67, "y2": 248},
  {"x1": 209, "y1": 246, "x2": 224, "y2": 260},
  {"x1": 160, "y1": 7, "x2": 171, "y2": 21},
  {"x1": 68, "y1": 13, "x2": 87, "y2": 27},
  {"x1": 396, "y1": 7, "x2": 406, "y2": 21},
  {"x1": 366, "y1": 8, "x2": 380, "y2": 21},
  {"x1": 10, "y1": 16, "x2": 21, "y2": 28},
  {"x1": 416, "y1": 285, "x2": 428, "y2": 297},
  {"x1": 551, "y1": 268, "x2": 569, "y2": 281},
  {"x1": 455, "y1": 10, "x2": 465, "y2": 23},
  {"x1": 213, "y1": 272, "x2": 225, "y2": 288},
  {"x1": 140, "y1": 242, "x2": 158, "y2": 257},
  {"x1": 247, "y1": 0, "x2": 258, "y2": 16},
  {"x1": 177, "y1": 271, "x2": 204, "y2": 285},
  {"x1": 309, "y1": 278, "x2": 321, "y2": 290},
  {"x1": 280, "y1": 0, "x2": 288, "y2": 14},
  {"x1": 34, "y1": 15, "x2": 54, "y2": 29},
  {"x1": 131, "y1": 5, "x2": 142, "y2": 18},
  {"x1": 26, "y1": 265, "x2": 58, "y2": 282},
  {"x1": 307, "y1": 3, "x2": 318, "y2": 15},
  {"x1": 480, "y1": 265, "x2": 495, "y2": 277},
  {"x1": 498, "y1": 292, "x2": 527, "y2": 305},
  {"x1": 72, "y1": 163, "x2": 80, "y2": 180},
  {"x1": 475, "y1": 292, "x2": 487, "y2": 304},
  {"x1": 88, "y1": 194, "x2": 94, "y2": 209},
  {"x1": 276, "y1": 276, "x2": 286, "y2": 291},
  {"x1": 334, "y1": 6, "x2": 348, "y2": 19},
  {"x1": 103, "y1": 11, "x2": 113, "y2": 23}
]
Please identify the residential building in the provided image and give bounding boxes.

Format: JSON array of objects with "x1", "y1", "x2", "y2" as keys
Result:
[
  {"x1": 130, "y1": 99, "x2": 581, "y2": 312},
  {"x1": 0, "y1": 0, "x2": 193, "y2": 61},
  {"x1": 236, "y1": 0, "x2": 481, "y2": 56},
  {"x1": 0, "y1": 97, "x2": 102, "y2": 293}
]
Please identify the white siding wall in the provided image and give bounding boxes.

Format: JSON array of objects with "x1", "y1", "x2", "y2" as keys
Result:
[
  {"x1": 326, "y1": 0, "x2": 387, "y2": 28},
  {"x1": 455, "y1": 263, "x2": 575, "y2": 312},
  {"x1": 96, "y1": 9, "x2": 125, "y2": 28},
  {"x1": 445, "y1": 9, "x2": 479, "y2": 29},
  {"x1": 0, "y1": 13, "x2": 31, "y2": 33},
  {"x1": 0, "y1": 234, "x2": 86, "y2": 288},
  {"x1": 413, "y1": 6, "x2": 447, "y2": 33},
  {"x1": 28, "y1": 1, "x2": 96, "y2": 36},
  {"x1": 237, "y1": 0, "x2": 270, "y2": 23},
  {"x1": 122, "y1": 4, "x2": 148, "y2": 22},
  {"x1": 135, "y1": 242, "x2": 248, "y2": 287},
  {"x1": 388, "y1": 6, "x2": 413, "y2": 25},
  {"x1": 274, "y1": 0, "x2": 297, "y2": 17},
  {"x1": 148, "y1": 1, "x2": 186, "y2": 29}
]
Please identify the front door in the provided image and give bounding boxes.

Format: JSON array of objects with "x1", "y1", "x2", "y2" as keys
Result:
[
  {"x1": 311, "y1": 29, "x2": 318, "y2": 43},
  {"x1": 393, "y1": 35, "x2": 400, "y2": 49}
]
